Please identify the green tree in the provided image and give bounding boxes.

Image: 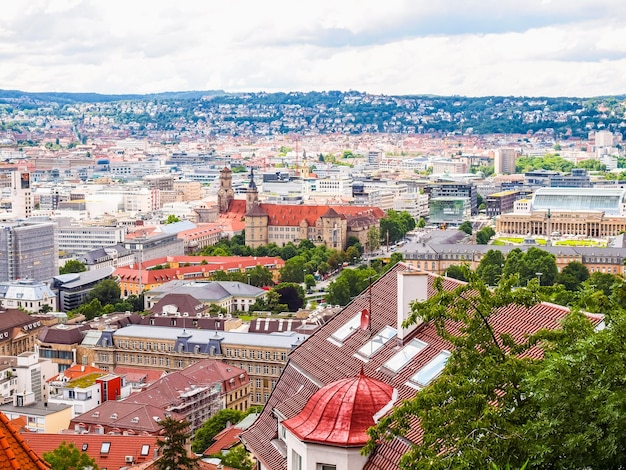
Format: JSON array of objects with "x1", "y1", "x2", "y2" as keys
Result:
[
  {"x1": 156, "y1": 417, "x2": 198, "y2": 470},
  {"x1": 521, "y1": 308, "x2": 626, "y2": 469},
  {"x1": 366, "y1": 268, "x2": 544, "y2": 469},
  {"x1": 304, "y1": 273, "x2": 316, "y2": 291},
  {"x1": 43, "y1": 441, "x2": 99, "y2": 470},
  {"x1": 274, "y1": 282, "x2": 305, "y2": 312},
  {"x1": 88, "y1": 279, "x2": 121, "y2": 306},
  {"x1": 165, "y1": 214, "x2": 181, "y2": 224},
  {"x1": 367, "y1": 225, "x2": 381, "y2": 253},
  {"x1": 476, "y1": 249, "x2": 505, "y2": 286},
  {"x1": 325, "y1": 276, "x2": 351, "y2": 306},
  {"x1": 279, "y1": 256, "x2": 307, "y2": 283},
  {"x1": 445, "y1": 264, "x2": 469, "y2": 281},
  {"x1": 60, "y1": 259, "x2": 87, "y2": 275},
  {"x1": 248, "y1": 265, "x2": 274, "y2": 287},
  {"x1": 215, "y1": 444, "x2": 255, "y2": 470},
  {"x1": 192, "y1": 409, "x2": 244, "y2": 453},
  {"x1": 458, "y1": 221, "x2": 473, "y2": 235},
  {"x1": 476, "y1": 226, "x2": 495, "y2": 245},
  {"x1": 417, "y1": 217, "x2": 426, "y2": 229},
  {"x1": 521, "y1": 247, "x2": 558, "y2": 286},
  {"x1": 555, "y1": 261, "x2": 589, "y2": 291},
  {"x1": 70, "y1": 298, "x2": 104, "y2": 321}
]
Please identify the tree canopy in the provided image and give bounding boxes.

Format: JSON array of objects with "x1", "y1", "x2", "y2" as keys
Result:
[
  {"x1": 43, "y1": 441, "x2": 99, "y2": 470},
  {"x1": 156, "y1": 417, "x2": 198, "y2": 470},
  {"x1": 366, "y1": 266, "x2": 626, "y2": 469},
  {"x1": 59, "y1": 259, "x2": 87, "y2": 275}
]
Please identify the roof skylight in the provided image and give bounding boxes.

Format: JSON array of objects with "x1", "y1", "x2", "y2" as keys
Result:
[
  {"x1": 356, "y1": 326, "x2": 397, "y2": 359},
  {"x1": 407, "y1": 351, "x2": 451, "y2": 389},
  {"x1": 382, "y1": 339, "x2": 428, "y2": 373}
]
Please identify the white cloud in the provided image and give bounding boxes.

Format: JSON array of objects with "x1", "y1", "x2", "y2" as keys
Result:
[{"x1": 0, "y1": 0, "x2": 625, "y2": 96}]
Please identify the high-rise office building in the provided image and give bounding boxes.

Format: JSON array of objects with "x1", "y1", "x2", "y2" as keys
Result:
[
  {"x1": 494, "y1": 148, "x2": 518, "y2": 175},
  {"x1": 10, "y1": 171, "x2": 33, "y2": 218},
  {"x1": 0, "y1": 222, "x2": 58, "y2": 282}
]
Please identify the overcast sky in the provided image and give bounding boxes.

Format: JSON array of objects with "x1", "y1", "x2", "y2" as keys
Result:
[{"x1": 2, "y1": 0, "x2": 626, "y2": 97}]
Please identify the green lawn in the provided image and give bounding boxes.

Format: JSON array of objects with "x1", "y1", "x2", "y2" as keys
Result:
[{"x1": 554, "y1": 239, "x2": 607, "y2": 247}]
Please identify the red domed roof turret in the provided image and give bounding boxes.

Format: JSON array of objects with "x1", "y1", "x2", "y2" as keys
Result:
[{"x1": 282, "y1": 370, "x2": 394, "y2": 447}]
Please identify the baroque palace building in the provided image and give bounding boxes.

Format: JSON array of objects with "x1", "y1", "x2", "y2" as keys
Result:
[{"x1": 217, "y1": 167, "x2": 385, "y2": 250}]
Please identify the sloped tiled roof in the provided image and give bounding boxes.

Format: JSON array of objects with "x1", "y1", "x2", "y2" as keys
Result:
[
  {"x1": 202, "y1": 426, "x2": 242, "y2": 456},
  {"x1": 0, "y1": 411, "x2": 50, "y2": 469},
  {"x1": 23, "y1": 433, "x2": 159, "y2": 470},
  {"x1": 241, "y1": 262, "x2": 600, "y2": 470},
  {"x1": 257, "y1": 203, "x2": 384, "y2": 227}
]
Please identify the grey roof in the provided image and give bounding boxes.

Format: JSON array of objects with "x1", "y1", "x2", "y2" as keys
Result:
[
  {"x1": 0, "y1": 279, "x2": 55, "y2": 301},
  {"x1": 148, "y1": 280, "x2": 266, "y2": 301},
  {"x1": 399, "y1": 242, "x2": 626, "y2": 259},
  {"x1": 107, "y1": 325, "x2": 306, "y2": 348},
  {"x1": 53, "y1": 267, "x2": 115, "y2": 288},
  {"x1": 159, "y1": 220, "x2": 197, "y2": 234}
]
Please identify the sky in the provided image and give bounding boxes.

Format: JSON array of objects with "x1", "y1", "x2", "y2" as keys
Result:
[{"x1": 1, "y1": 0, "x2": 626, "y2": 98}]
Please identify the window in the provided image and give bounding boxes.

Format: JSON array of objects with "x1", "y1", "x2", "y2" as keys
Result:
[
  {"x1": 329, "y1": 313, "x2": 361, "y2": 343},
  {"x1": 318, "y1": 465, "x2": 336, "y2": 470},
  {"x1": 408, "y1": 351, "x2": 451, "y2": 388},
  {"x1": 100, "y1": 442, "x2": 111, "y2": 454},
  {"x1": 357, "y1": 326, "x2": 397, "y2": 359},
  {"x1": 140, "y1": 444, "x2": 150, "y2": 456},
  {"x1": 383, "y1": 339, "x2": 428, "y2": 373},
  {"x1": 292, "y1": 450, "x2": 302, "y2": 470}
]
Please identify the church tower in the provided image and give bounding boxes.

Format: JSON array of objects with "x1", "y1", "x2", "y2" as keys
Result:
[
  {"x1": 217, "y1": 167, "x2": 235, "y2": 213},
  {"x1": 246, "y1": 167, "x2": 259, "y2": 213}
]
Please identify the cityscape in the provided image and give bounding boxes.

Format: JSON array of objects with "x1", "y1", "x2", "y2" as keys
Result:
[{"x1": 0, "y1": 86, "x2": 625, "y2": 469}]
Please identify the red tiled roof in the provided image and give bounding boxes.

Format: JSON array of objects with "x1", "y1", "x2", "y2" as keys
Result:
[
  {"x1": 113, "y1": 367, "x2": 165, "y2": 386},
  {"x1": 257, "y1": 203, "x2": 384, "y2": 227},
  {"x1": 0, "y1": 412, "x2": 50, "y2": 469},
  {"x1": 241, "y1": 263, "x2": 600, "y2": 470},
  {"x1": 23, "y1": 433, "x2": 159, "y2": 470},
  {"x1": 202, "y1": 426, "x2": 242, "y2": 456}
]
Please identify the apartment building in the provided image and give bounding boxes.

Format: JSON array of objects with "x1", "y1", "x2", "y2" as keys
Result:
[{"x1": 90, "y1": 325, "x2": 304, "y2": 407}]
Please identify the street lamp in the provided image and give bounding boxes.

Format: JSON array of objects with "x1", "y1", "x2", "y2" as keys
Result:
[{"x1": 247, "y1": 273, "x2": 251, "y2": 285}]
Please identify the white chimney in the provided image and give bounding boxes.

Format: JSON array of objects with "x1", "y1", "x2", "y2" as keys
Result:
[{"x1": 397, "y1": 271, "x2": 428, "y2": 342}]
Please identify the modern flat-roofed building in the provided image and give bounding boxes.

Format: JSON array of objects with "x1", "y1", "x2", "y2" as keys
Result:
[
  {"x1": 486, "y1": 190, "x2": 521, "y2": 218},
  {"x1": 52, "y1": 267, "x2": 116, "y2": 312},
  {"x1": 57, "y1": 223, "x2": 126, "y2": 255}
]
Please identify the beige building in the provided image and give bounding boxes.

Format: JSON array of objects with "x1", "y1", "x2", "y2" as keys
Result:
[
  {"x1": 91, "y1": 325, "x2": 304, "y2": 407},
  {"x1": 496, "y1": 187, "x2": 626, "y2": 237},
  {"x1": 0, "y1": 400, "x2": 72, "y2": 433}
]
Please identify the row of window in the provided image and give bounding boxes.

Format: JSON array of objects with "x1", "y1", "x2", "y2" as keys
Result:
[{"x1": 225, "y1": 348, "x2": 287, "y2": 361}]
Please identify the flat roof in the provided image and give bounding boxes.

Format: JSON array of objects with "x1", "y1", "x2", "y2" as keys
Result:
[{"x1": 0, "y1": 401, "x2": 71, "y2": 416}]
